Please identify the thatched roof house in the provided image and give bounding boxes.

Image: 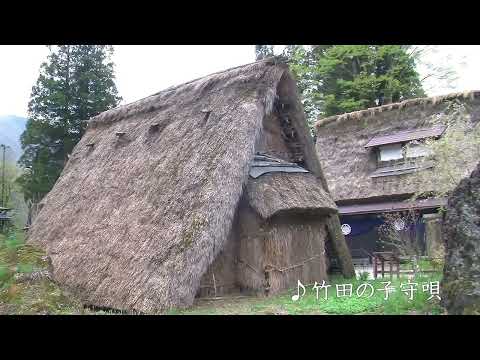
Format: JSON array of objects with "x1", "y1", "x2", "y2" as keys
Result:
[
  {"x1": 314, "y1": 91, "x2": 480, "y2": 261},
  {"x1": 27, "y1": 58, "x2": 350, "y2": 313}
]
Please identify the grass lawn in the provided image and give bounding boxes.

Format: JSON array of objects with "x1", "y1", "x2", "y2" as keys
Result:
[
  {"x1": 166, "y1": 274, "x2": 444, "y2": 315},
  {"x1": 1, "y1": 231, "x2": 444, "y2": 315}
]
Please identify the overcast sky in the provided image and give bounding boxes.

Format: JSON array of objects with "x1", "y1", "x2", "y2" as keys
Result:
[{"x1": 1, "y1": 45, "x2": 479, "y2": 118}]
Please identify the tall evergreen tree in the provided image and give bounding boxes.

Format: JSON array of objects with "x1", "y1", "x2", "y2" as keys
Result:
[
  {"x1": 284, "y1": 45, "x2": 426, "y2": 125},
  {"x1": 18, "y1": 45, "x2": 121, "y2": 203},
  {"x1": 255, "y1": 45, "x2": 274, "y2": 60}
]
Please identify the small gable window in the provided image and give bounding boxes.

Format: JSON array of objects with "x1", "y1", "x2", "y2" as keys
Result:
[
  {"x1": 366, "y1": 126, "x2": 445, "y2": 176},
  {"x1": 378, "y1": 144, "x2": 403, "y2": 162}
]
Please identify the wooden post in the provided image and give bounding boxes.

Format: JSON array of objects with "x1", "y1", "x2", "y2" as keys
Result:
[
  {"x1": 412, "y1": 255, "x2": 417, "y2": 276},
  {"x1": 212, "y1": 272, "x2": 217, "y2": 298},
  {"x1": 0, "y1": 144, "x2": 7, "y2": 208},
  {"x1": 381, "y1": 259, "x2": 385, "y2": 278}
]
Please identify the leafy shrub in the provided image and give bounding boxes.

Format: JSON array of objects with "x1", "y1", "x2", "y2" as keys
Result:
[{"x1": 0, "y1": 231, "x2": 44, "y2": 288}]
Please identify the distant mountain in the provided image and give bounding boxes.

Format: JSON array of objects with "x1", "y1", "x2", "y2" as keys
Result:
[{"x1": 0, "y1": 115, "x2": 27, "y2": 161}]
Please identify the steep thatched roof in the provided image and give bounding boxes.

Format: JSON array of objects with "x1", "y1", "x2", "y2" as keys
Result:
[
  {"x1": 315, "y1": 90, "x2": 480, "y2": 129},
  {"x1": 27, "y1": 58, "x2": 333, "y2": 313}
]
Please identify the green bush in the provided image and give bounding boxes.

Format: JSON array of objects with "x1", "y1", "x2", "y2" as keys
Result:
[{"x1": 0, "y1": 230, "x2": 41, "y2": 288}]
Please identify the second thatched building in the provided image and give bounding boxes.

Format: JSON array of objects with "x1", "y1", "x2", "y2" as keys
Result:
[{"x1": 315, "y1": 91, "x2": 480, "y2": 263}]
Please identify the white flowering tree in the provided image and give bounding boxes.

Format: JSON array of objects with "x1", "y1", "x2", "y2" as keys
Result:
[{"x1": 407, "y1": 99, "x2": 480, "y2": 200}]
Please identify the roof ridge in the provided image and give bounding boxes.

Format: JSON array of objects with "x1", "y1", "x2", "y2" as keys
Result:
[
  {"x1": 315, "y1": 90, "x2": 480, "y2": 129},
  {"x1": 87, "y1": 57, "x2": 285, "y2": 128},
  {"x1": 93, "y1": 58, "x2": 280, "y2": 118}
]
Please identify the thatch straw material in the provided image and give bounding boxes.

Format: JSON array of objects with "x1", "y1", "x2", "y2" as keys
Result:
[
  {"x1": 315, "y1": 90, "x2": 480, "y2": 204},
  {"x1": 247, "y1": 173, "x2": 337, "y2": 219},
  {"x1": 315, "y1": 90, "x2": 480, "y2": 129},
  {"x1": 27, "y1": 58, "x2": 344, "y2": 313},
  {"x1": 199, "y1": 197, "x2": 330, "y2": 298}
]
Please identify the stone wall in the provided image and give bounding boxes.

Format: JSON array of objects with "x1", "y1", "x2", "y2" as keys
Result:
[{"x1": 441, "y1": 162, "x2": 480, "y2": 314}]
